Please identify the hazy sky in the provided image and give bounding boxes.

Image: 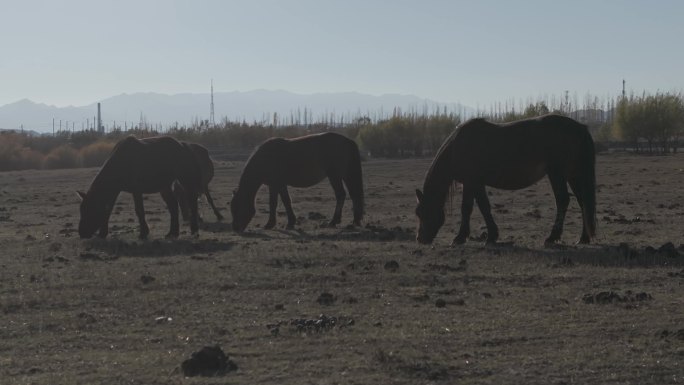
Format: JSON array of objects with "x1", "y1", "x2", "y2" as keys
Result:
[{"x1": 2, "y1": 0, "x2": 683, "y2": 108}]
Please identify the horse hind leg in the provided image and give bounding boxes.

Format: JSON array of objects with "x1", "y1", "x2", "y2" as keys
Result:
[
  {"x1": 177, "y1": 176, "x2": 201, "y2": 236},
  {"x1": 568, "y1": 178, "x2": 590, "y2": 244},
  {"x1": 328, "y1": 176, "x2": 346, "y2": 227},
  {"x1": 342, "y1": 161, "x2": 364, "y2": 226},
  {"x1": 279, "y1": 187, "x2": 297, "y2": 229},
  {"x1": 342, "y1": 180, "x2": 363, "y2": 226},
  {"x1": 160, "y1": 188, "x2": 181, "y2": 238},
  {"x1": 133, "y1": 192, "x2": 150, "y2": 239},
  {"x1": 545, "y1": 172, "x2": 570, "y2": 245}
]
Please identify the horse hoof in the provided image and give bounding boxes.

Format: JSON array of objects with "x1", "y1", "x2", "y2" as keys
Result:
[
  {"x1": 451, "y1": 237, "x2": 467, "y2": 246},
  {"x1": 264, "y1": 223, "x2": 275, "y2": 230},
  {"x1": 544, "y1": 238, "x2": 559, "y2": 247},
  {"x1": 165, "y1": 232, "x2": 179, "y2": 239},
  {"x1": 452, "y1": 232, "x2": 469, "y2": 245},
  {"x1": 286, "y1": 224, "x2": 295, "y2": 230}
]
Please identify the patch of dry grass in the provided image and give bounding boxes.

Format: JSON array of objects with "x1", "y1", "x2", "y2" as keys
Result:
[{"x1": 1, "y1": 154, "x2": 683, "y2": 384}]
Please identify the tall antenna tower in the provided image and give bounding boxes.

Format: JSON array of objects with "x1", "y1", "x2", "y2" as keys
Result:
[{"x1": 210, "y1": 79, "x2": 215, "y2": 127}]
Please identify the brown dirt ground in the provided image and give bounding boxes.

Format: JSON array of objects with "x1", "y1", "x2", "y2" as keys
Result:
[{"x1": 0, "y1": 152, "x2": 683, "y2": 384}]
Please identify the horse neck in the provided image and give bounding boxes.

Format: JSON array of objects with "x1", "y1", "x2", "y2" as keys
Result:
[
  {"x1": 423, "y1": 142, "x2": 454, "y2": 207},
  {"x1": 236, "y1": 166, "x2": 262, "y2": 205},
  {"x1": 87, "y1": 160, "x2": 121, "y2": 200}
]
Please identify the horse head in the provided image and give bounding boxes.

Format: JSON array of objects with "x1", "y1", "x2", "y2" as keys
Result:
[
  {"x1": 77, "y1": 190, "x2": 110, "y2": 239},
  {"x1": 230, "y1": 188, "x2": 255, "y2": 233},
  {"x1": 415, "y1": 189, "x2": 445, "y2": 244}
]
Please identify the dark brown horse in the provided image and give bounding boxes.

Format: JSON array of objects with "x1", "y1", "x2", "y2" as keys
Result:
[
  {"x1": 77, "y1": 136, "x2": 202, "y2": 239},
  {"x1": 231, "y1": 132, "x2": 364, "y2": 232},
  {"x1": 415, "y1": 114, "x2": 596, "y2": 245},
  {"x1": 172, "y1": 142, "x2": 224, "y2": 222}
]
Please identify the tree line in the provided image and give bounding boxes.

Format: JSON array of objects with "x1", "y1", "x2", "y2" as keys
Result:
[
  {"x1": 613, "y1": 92, "x2": 683, "y2": 153},
  {"x1": 1, "y1": 90, "x2": 682, "y2": 171}
]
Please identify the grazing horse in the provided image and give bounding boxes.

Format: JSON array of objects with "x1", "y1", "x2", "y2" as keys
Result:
[
  {"x1": 415, "y1": 114, "x2": 597, "y2": 245},
  {"x1": 172, "y1": 142, "x2": 224, "y2": 222},
  {"x1": 77, "y1": 136, "x2": 203, "y2": 239},
  {"x1": 231, "y1": 132, "x2": 364, "y2": 232}
]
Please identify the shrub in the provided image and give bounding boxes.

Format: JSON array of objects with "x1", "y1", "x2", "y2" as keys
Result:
[
  {"x1": 80, "y1": 141, "x2": 115, "y2": 167},
  {"x1": 0, "y1": 134, "x2": 24, "y2": 171},
  {"x1": 0, "y1": 133, "x2": 44, "y2": 171},
  {"x1": 18, "y1": 147, "x2": 44, "y2": 170},
  {"x1": 43, "y1": 145, "x2": 82, "y2": 170}
]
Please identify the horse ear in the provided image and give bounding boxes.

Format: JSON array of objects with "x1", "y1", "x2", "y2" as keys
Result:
[
  {"x1": 76, "y1": 191, "x2": 87, "y2": 201},
  {"x1": 415, "y1": 189, "x2": 424, "y2": 203}
]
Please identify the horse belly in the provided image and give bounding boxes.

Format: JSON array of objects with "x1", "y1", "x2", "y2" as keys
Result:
[
  {"x1": 485, "y1": 162, "x2": 547, "y2": 190},
  {"x1": 121, "y1": 168, "x2": 177, "y2": 193},
  {"x1": 287, "y1": 168, "x2": 327, "y2": 188}
]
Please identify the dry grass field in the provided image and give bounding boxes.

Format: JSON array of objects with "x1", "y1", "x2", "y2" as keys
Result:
[{"x1": 1, "y1": 152, "x2": 683, "y2": 384}]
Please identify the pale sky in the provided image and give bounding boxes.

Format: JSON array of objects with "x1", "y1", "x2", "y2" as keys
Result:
[{"x1": 1, "y1": 0, "x2": 683, "y2": 108}]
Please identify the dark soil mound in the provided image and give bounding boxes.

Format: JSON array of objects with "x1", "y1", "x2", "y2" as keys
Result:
[{"x1": 181, "y1": 345, "x2": 237, "y2": 377}]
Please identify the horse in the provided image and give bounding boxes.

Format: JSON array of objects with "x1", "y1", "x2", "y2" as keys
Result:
[
  {"x1": 415, "y1": 114, "x2": 597, "y2": 246},
  {"x1": 231, "y1": 132, "x2": 364, "y2": 232},
  {"x1": 172, "y1": 142, "x2": 224, "y2": 222},
  {"x1": 77, "y1": 136, "x2": 203, "y2": 239}
]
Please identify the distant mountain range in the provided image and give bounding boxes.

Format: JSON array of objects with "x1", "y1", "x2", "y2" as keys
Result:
[{"x1": 0, "y1": 90, "x2": 472, "y2": 133}]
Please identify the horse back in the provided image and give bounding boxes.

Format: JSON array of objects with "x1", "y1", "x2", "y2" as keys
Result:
[
  {"x1": 449, "y1": 115, "x2": 592, "y2": 188},
  {"x1": 95, "y1": 136, "x2": 201, "y2": 193},
  {"x1": 453, "y1": 115, "x2": 589, "y2": 161},
  {"x1": 249, "y1": 132, "x2": 358, "y2": 187},
  {"x1": 285, "y1": 132, "x2": 357, "y2": 170}
]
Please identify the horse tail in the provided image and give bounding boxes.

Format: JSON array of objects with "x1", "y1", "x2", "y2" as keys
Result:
[
  {"x1": 194, "y1": 144, "x2": 215, "y2": 191},
  {"x1": 579, "y1": 125, "x2": 597, "y2": 240},
  {"x1": 345, "y1": 138, "x2": 365, "y2": 223}
]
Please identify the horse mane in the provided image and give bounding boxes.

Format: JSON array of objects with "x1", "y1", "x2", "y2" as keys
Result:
[
  {"x1": 425, "y1": 119, "x2": 481, "y2": 211},
  {"x1": 241, "y1": 140, "x2": 267, "y2": 178},
  {"x1": 238, "y1": 137, "x2": 285, "y2": 189}
]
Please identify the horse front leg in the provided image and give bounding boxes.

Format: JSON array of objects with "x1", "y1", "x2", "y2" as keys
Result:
[
  {"x1": 279, "y1": 187, "x2": 297, "y2": 229},
  {"x1": 453, "y1": 184, "x2": 475, "y2": 245},
  {"x1": 98, "y1": 193, "x2": 119, "y2": 238},
  {"x1": 474, "y1": 185, "x2": 499, "y2": 244},
  {"x1": 97, "y1": 224, "x2": 109, "y2": 239},
  {"x1": 159, "y1": 188, "x2": 180, "y2": 238},
  {"x1": 98, "y1": 204, "x2": 113, "y2": 238},
  {"x1": 328, "y1": 176, "x2": 346, "y2": 227},
  {"x1": 172, "y1": 181, "x2": 191, "y2": 222},
  {"x1": 264, "y1": 186, "x2": 278, "y2": 229},
  {"x1": 545, "y1": 173, "x2": 570, "y2": 245},
  {"x1": 133, "y1": 192, "x2": 150, "y2": 239},
  {"x1": 187, "y1": 190, "x2": 200, "y2": 236}
]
